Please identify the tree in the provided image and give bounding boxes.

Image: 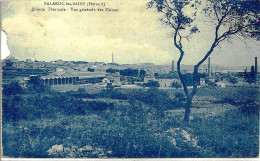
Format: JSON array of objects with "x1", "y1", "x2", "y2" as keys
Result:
[
  {"x1": 171, "y1": 81, "x2": 182, "y2": 88},
  {"x1": 106, "y1": 68, "x2": 119, "y2": 73},
  {"x1": 87, "y1": 68, "x2": 95, "y2": 72},
  {"x1": 245, "y1": 66, "x2": 256, "y2": 83},
  {"x1": 3, "y1": 82, "x2": 23, "y2": 96},
  {"x1": 154, "y1": 73, "x2": 159, "y2": 77},
  {"x1": 119, "y1": 68, "x2": 139, "y2": 76},
  {"x1": 143, "y1": 80, "x2": 160, "y2": 88},
  {"x1": 226, "y1": 75, "x2": 238, "y2": 84},
  {"x1": 4, "y1": 59, "x2": 13, "y2": 68},
  {"x1": 27, "y1": 75, "x2": 46, "y2": 93},
  {"x1": 139, "y1": 69, "x2": 146, "y2": 77},
  {"x1": 148, "y1": 0, "x2": 259, "y2": 122}
]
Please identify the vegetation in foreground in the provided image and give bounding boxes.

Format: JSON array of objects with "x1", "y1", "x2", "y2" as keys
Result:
[{"x1": 2, "y1": 83, "x2": 259, "y2": 158}]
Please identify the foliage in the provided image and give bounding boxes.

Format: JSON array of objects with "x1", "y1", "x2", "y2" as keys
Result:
[
  {"x1": 171, "y1": 81, "x2": 182, "y2": 88},
  {"x1": 228, "y1": 77, "x2": 238, "y2": 84},
  {"x1": 3, "y1": 82, "x2": 23, "y2": 96},
  {"x1": 2, "y1": 86, "x2": 259, "y2": 158},
  {"x1": 139, "y1": 69, "x2": 146, "y2": 77},
  {"x1": 143, "y1": 80, "x2": 160, "y2": 88},
  {"x1": 183, "y1": 73, "x2": 194, "y2": 87},
  {"x1": 175, "y1": 92, "x2": 186, "y2": 101},
  {"x1": 87, "y1": 68, "x2": 94, "y2": 72},
  {"x1": 119, "y1": 68, "x2": 138, "y2": 76},
  {"x1": 156, "y1": 73, "x2": 179, "y2": 79},
  {"x1": 245, "y1": 66, "x2": 256, "y2": 84},
  {"x1": 154, "y1": 73, "x2": 159, "y2": 77},
  {"x1": 27, "y1": 75, "x2": 47, "y2": 93},
  {"x1": 106, "y1": 68, "x2": 119, "y2": 73},
  {"x1": 4, "y1": 59, "x2": 13, "y2": 68},
  {"x1": 148, "y1": 0, "x2": 260, "y2": 122},
  {"x1": 190, "y1": 108, "x2": 259, "y2": 157},
  {"x1": 208, "y1": 81, "x2": 217, "y2": 87}
]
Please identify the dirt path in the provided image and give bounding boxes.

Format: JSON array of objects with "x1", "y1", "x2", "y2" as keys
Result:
[{"x1": 165, "y1": 102, "x2": 236, "y2": 118}]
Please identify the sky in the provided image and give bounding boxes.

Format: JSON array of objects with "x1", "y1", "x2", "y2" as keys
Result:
[
  {"x1": 1, "y1": 0, "x2": 259, "y2": 66},
  {"x1": 1, "y1": 30, "x2": 10, "y2": 59}
]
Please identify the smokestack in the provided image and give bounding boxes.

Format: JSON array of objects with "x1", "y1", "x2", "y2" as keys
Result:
[
  {"x1": 112, "y1": 52, "x2": 114, "y2": 64},
  {"x1": 208, "y1": 57, "x2": 211, "y2": 78},
  {"x1": 255, "y1": 57, "x2": 258, "y2": 83},
  {"x1": 172, "y1": 60, "x2": 174, "y2": 72}
]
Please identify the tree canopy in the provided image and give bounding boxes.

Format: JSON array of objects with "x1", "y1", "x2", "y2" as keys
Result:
[{"x1": 148, "y1": 0, "x2": 259, "y2": 122}]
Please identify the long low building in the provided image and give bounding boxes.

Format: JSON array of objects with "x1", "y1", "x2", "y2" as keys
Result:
[
  {"x1": 40, "y1": 70, "x2": 107, "y2": 85},
  {"x1": 41, "y1": 76, "x2": 78, "y2": 85}
]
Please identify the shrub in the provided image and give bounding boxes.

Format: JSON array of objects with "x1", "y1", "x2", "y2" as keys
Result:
[
  {"x1": 143, "y1": 80, "x2": 160, "y2": 88},
  {"x1": 175, "y1": 92, "x2": 186, "y2": 101},
  {"x1": 190, "y1": 108, "x2": 259, "y2": 157},
  {"x1": 3, "y1": 82, "x2": 23, "y2": 96},
  {"x1": 171, "y1": 82, "x2": 182, "y2": 89}
]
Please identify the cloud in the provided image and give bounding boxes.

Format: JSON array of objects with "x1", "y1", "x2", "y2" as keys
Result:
[
  {"x1": 1, "y1": 30, "x2": 10, "y2": 60},
  {"x1": 2, "y1": 0, "x2": 259, "y2": 66},
  {"x1": 2, "y1": 0, "x2": 175, "y2": 64}
]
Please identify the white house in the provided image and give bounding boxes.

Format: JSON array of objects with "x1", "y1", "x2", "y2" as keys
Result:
[
  {"x1": 102, "y1": 78, "x2": 111, "y2": 84},
  {"x1": 157, "y1": 78, "x2": 180, "y2": 87},
  {"x1": 144, "y1": 76, "x2": 156, "y2": 83},
  {"x1": 216, "y1": 82, "x2": 227, "y2": 88}
]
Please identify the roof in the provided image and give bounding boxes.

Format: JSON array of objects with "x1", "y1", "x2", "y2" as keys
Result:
[{"x1": 41, "y1": 71, "x2": 106, "y2": 79}]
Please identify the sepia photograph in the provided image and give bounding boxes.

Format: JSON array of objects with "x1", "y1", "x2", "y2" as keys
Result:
[{"x1": 1, "y1": 0, "x2": 259, "y2": 159}]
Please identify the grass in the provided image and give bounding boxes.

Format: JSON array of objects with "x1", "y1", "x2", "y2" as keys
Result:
[
  {"x1": 2, "y1": 86, "x2": 259, "y2": 158},
  {"x1": 189, "y1": 107, "x2": 259, "y2": 157}
]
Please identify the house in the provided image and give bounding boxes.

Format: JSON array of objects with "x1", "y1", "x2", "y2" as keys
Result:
[
  {"x1": 8, "y1": 56, "x2": 19, "y2": 63},
  {"x1": 13, "y1": 61, "x2": 26, "y2": 68},
  {"x1": 216, "y1": 82, "x2": 227, "y2": 88},
  {"x1": 144, "y1": 76, "x2": 156, "y2": 83},
  {"x1": 32, "y1": 61, "x2": 45, "y2": 69},
  {"x1": 26, "y1": 59, "x2": 33, "y2": 63},
  {"x1": 200, "y1": 78, "x2": 206, "y2": 85},
  {"x1": 157, "y1": 78, "x2": 180, "y2": 87},
  {"x1": 107, "y1": 74, "x2": 121, "y2": 86}
]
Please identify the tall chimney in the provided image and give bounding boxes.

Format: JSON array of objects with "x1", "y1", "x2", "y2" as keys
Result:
[
  {"x1": 255, "y1": 57, "x2": 258, "y2": 83},
  {"x1": 112, "y1": 52, "x2": 114, "y2": 64},
  {"x1": 208, "y1": 57, "x2": 211, "y2": 78},
  {"x1": 172, "y1": 60, "x2": 174, "y2": 72}
]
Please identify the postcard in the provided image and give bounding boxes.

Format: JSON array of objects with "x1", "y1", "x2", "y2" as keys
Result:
[{"x1": 1, "y1": 0, "x2": 259, "y2": 160}]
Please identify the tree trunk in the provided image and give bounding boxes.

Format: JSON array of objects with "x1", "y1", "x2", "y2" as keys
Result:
[{"x1": 184, "y1": 96, "x2": 193, "y2": 123}]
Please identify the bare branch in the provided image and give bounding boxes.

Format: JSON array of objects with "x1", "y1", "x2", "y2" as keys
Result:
[{"x1": 213, "y1": 5, "x2": 220, "y2": 22}]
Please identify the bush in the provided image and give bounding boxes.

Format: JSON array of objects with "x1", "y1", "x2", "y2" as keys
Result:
[
  {"x1": 3, "y1": 82, "x2": 23, "y2": 96},
  {"x1": 208, "y1": 82, "x2": 217, "y2": 87},
  {"x1": 175, "y1": 92, "x2": 186, "y2": 101},
  {"x1": 26, "y1": 76, "x2": 49, "y2": 93},
  {"x1": 171, "y1": 82, "x2": 182, "y2": 89},
  {"x1": 88, "y1": 101, "x2": 114, "y2": 111},
  {"x1": 190, "y1": 108, "x2": 259, "y2": 157},
  {"x1": 143, "y1": 80, "x2": 160, "y2": 88}
]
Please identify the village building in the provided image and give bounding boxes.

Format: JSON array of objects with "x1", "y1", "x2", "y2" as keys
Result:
[
  {"x1": 26, "y1": 59, "x2": 33, "y2": 63},
  {"x1": 144, "y1": 76, "x2": 156, "y2": 83},
  {"x1": 31, "y1": 61, "x2": 45, "y2": 69},
  {"x1": 40, "y1": 68, "x2": 108, "y2": 86},
  {"x1": 157, "y1": 78, "x2": 180, "y2": 87},
  {"x1": 200, "y1": 78, "x2": 206, "y2": 86},
  {"x1": 216, "y1": 82, "x2": 227, "y2": 88},
  {"x1": 12, "y1": 61, "x2": 26, "y2": 68},
  {"x1": 106, "y1": 74, "x2": 121, "y2": 86}
]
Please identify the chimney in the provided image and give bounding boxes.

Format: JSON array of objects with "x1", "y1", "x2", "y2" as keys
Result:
[
  {"x1": 172, "y1": 60, "x2": 174, "y2": 72},
  {"x1": 112, "y1": 52, "x2": 114, "y2": 64},
  {"x1": 255, "y1": 57, "x2": 258, "y2": 83},
  {"x1": 208, "y1": 57, "x2": 211, "y2": 78}
]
